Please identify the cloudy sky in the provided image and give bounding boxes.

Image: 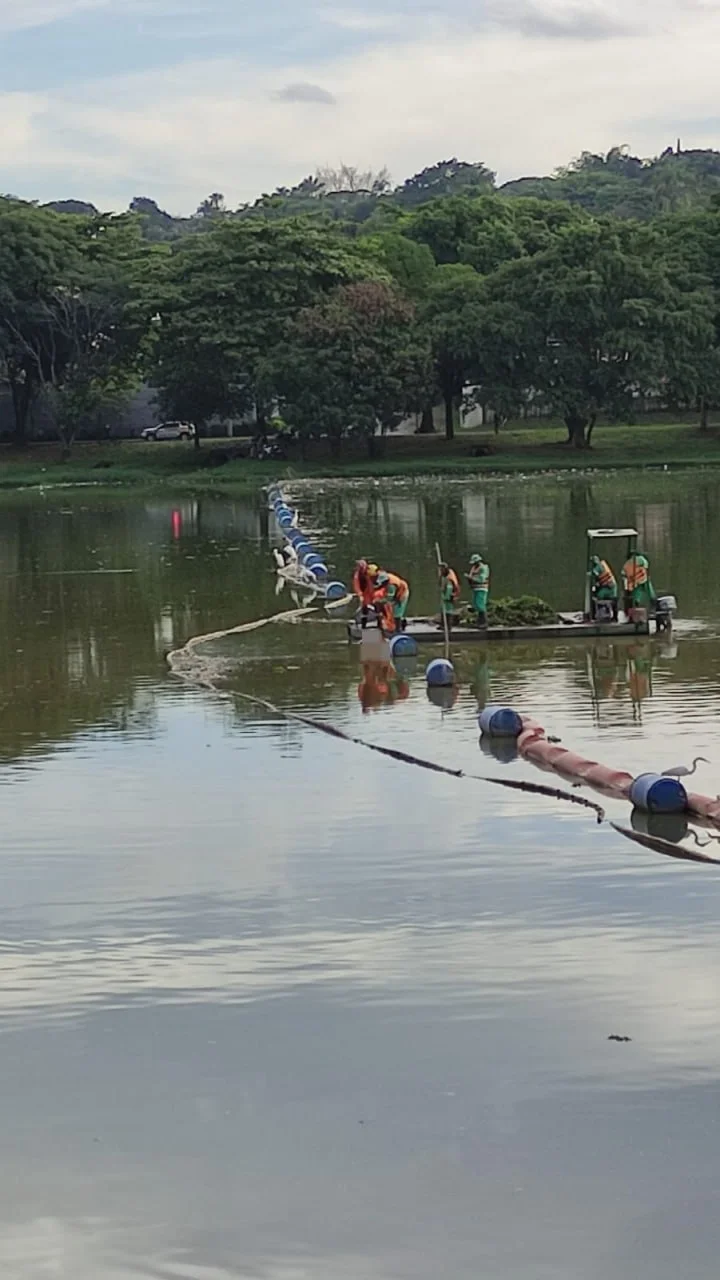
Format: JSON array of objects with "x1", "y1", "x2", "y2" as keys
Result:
[{"x1": 1, "y1": 0, "x2": 719, "y2": 212}]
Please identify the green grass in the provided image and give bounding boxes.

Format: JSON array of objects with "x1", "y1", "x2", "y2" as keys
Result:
[{"x1": 2, "y1": 419, "x2": 720, "y2": 493}]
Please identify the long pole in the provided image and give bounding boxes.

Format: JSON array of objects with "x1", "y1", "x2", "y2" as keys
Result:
[{"x1": 435, "y1": 541, "x2": 450, "y2": 662}]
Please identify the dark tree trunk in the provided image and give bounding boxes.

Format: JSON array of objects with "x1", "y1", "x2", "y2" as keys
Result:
[
  {"x1": 194, "y1": 423, "x2": 201, "y2": 450},
  {"x1": 417, "y1": 403, "x2": 436, "y2": 434},
  {"x1": 367, "y1": 434, "x2": 386, "y2": 460},
  {"x1": 565, "y1": 413, "x2": 590, "y2": 448},
  {"x1": 10, "y1": 375, "x2": 33, "y2": 447},
  {"x1": 444, "y1": 393, "x2": 455, "y2": 441},
  {"x1": 586, "y1": 413, "x2": 597, "y2": 447},
  {"x1": 700, "y1": 396, "x2": 709, "y2": 431}
]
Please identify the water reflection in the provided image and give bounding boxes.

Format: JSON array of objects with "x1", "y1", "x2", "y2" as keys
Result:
[{"x1": 3, "y1": 478, "x2": 720, "y2": 1279}]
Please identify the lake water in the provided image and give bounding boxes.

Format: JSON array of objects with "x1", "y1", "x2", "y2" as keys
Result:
[{"x1": 3, "y1": 472, "x2": 720, "y2": 1279}]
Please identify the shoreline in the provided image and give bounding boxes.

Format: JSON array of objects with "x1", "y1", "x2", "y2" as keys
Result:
[{"x1": 1, "y1": 423, "x2": 720, "y2": 493}]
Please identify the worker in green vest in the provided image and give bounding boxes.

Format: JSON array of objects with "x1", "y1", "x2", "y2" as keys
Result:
[
  {"x1": 590, "y1": 555, "x2": 619, "y2": 620},
  {"x1": 466, "y1": 554, "x2": 490, "y2": 626},
  {"x1": 622, "y1": 551, "x2": 656, "y2": 614}
]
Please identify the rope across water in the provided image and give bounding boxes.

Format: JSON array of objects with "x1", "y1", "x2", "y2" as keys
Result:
[{"x1": 166, "y1": 604, "x2": 606, "y2": 825}]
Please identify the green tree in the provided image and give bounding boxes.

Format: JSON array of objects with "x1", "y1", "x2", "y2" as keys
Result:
[
  {"x1": 359, "y1": 231, "x2": 436, "y2": 300},
  {"x1": 3, "y1": 212, "x2": 162, "y2": 452},
  {"x1": 479, "y1": 221, "x2": 715, "y2": 446},
  {"x1": 394, "y1": 159, "x2": 495, "y2": 207},
  {"x1": 406, "y1": 194, "x2": 582, "y2": 271},
  {"x1": 270, "y1": 281, "x2": 431, "y2": 456},
  {"x1": 421, "y1": 265, "x2": 486, "y2": 439},
  {"x1": 0, "y1": 201, "x2": 80, "y2": 444},
  {"x1": 153, "y1": 218, "x2": 387, "y2": 441}
]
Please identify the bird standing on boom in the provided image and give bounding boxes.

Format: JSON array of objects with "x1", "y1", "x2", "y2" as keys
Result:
[{"x1": 661, "y1": 757, "x2": 710, "y2": 778}]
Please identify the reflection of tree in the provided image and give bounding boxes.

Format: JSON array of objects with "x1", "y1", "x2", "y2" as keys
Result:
[{"x1": 0, "y1": 496, "x2": 274, "y2": 768}]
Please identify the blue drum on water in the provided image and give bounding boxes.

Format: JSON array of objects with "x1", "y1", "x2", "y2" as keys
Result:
[
  {"x1": 629, "y1": 773, "x2": 688, "y2": 814},
  {"x1": 425, "y1": 658, "x2": 455, "y2": 688},
  {"x1": 478, "y1": 705, "x2": 523, "y2": 739},
  {"x1": 325, "y1": 581, "x2": 347, "y2": 602},
  {"x1": 391, "y1": 634, "x2": 418, "y2": 659}
]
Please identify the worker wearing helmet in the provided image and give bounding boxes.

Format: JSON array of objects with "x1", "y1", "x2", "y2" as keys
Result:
[
  {"x1": 438, "y1": 562, "x2": 461, "y2": 628},
  {"x1": 622, "y1": 551, "x2": 656, "y2": 615},
  {"x1": 374, "y1": 568, "x2": 410, "y2": 633},
  {"x1": 372, "y1": 570, "x2": 397, "y2": 635},
  {"x1": 353, "y1": 559, "x2": 378, "y2": 629},
  {"x1": 466, "y1": 553, "x2": 490, "y2": 627},
  {"x1": 590, "y1": 555, "x2": 618, "y2": 620}
]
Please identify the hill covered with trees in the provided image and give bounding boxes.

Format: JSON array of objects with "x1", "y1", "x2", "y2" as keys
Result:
[{"x1": 29, "y1": 144, "x2": 720, "y2": 238}]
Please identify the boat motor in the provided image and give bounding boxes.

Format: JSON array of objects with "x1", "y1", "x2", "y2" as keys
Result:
[{"x1": 654, "y1": 594, "x2": 677, "y2": 633}]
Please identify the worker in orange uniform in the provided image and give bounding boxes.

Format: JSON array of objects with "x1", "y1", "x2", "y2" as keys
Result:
[
  {"x1": 352, "y1": 559, "x2": 378, "y2": 629},
  {"x1": 373, "y1": 569, "x2": 410, "y2": 633},
  {"x1": 438, "y1": 562, "x2": 461, "y2": 629}
]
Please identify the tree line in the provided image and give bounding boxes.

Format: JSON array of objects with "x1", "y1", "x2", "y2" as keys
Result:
[
  {"x1": 37, "y1": 146, "x2": 720, "y2": 236},
  {"x1": 2, "y1": 180, "x2": 720, "y2": 453}
]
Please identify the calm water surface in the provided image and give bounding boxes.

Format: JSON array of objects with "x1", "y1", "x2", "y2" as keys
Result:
[{"x1": 3, "y1": 473, "x2": 720, "y2": 1279}]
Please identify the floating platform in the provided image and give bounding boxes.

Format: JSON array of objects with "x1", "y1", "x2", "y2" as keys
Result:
[{"x1": 399, "y1": 613, "x2": 653, "y2": 643}]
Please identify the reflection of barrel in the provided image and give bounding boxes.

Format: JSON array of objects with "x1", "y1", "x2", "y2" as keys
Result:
[
  {"x1": 479, "y1": 705, "x2": 523, "y2": 739},
  {"x1": 629, "y1": 773, "x2": 687, "y2": 815},
  {"x1": 427, "y1": 684, "x2": 459, "y2": 711},
  {"x1": 630, "y1": 807, "x2": 689, "y2": 844},
  {"x1": 393, "y1": 654, "x2": 418, "y2": 680},
  {"x1": 479, "y1": 735, "x2": 519, "y2": 765}
]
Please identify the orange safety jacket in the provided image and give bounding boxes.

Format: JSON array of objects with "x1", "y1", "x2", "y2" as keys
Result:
[
  {"x1": 595, "y1": 560, "x2": 617, "y2": 591},
  {"x1": 623, "y1": 557, "x2": 648, "y2": 591},
  {"x1": 443, "y1": 568, "x2": 461, "y2": 601},
  {"x1": 383, "y1": 571, "x2": 409, "y2": 603},
  {"x1": 353, "y1": 567, "x2": 376, "y2": 608}
]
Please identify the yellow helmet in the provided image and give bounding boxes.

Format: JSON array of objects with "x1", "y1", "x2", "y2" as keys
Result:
[{"x1": 368, "y1": 563, "x2": 379, "y2": 577}]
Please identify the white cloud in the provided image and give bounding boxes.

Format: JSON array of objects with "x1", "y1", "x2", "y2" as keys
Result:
[
  {"x1": 1, "y1": 0, "x2": 720, "y2": 209},
  {"x1": 0, "y1": 0, "x2": 107, "y2": 31}
]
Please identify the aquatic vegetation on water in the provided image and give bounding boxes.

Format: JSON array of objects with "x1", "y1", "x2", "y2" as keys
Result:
[{"x1": 463, "y1": 595, "x2": 558, "y2": 626}]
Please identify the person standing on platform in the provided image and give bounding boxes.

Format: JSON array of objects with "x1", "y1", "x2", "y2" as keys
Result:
[
  {"x1": 466, "y1": 554, "x2": 490, "y2": 627},
  {"x1": 353, "y1": 559, "x2": 378, "y2": 629},
  {"x1": 438, "y1": 562, "x2": 461, "y2": 629}
]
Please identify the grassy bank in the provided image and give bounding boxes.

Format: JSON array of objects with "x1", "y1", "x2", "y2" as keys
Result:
[{"x1": 2, "y1": 420, "x2": 720, "y2": 492}]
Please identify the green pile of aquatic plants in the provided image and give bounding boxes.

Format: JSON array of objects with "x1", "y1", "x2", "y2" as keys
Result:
[{"x1": 486, "y1": 595, "x2": 559, "y2": 626}]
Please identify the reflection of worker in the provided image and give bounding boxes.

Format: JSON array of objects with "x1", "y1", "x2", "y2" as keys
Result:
[
  {"x1": 590, "y1": 555, "x2": 618, "y2": 619},
  {"x1": 622, "y1": 551, "x2": 656, "y2": 613},
  {"x1": 357, "y1": 660, "x2": 409, "y2": 712},
  {"x1": 353, "y1": 559, "x2": 378, "y2": 629},
  {"x1": 472, "y1": 654, "x2": 492, "y2": 709},
  {"x1": 438, "y1": 562, "x2": 461, "y2": 625},
  {"x1": 466, "y1": 554, "x2": 490, "y2": 626},
  {"x1": 628, "y1": 644, "x2": 652, "y2": 706},
  {"x1": 592, "y1": 644, "x2": 622, "y2": 701},
  {"x1": 374, "y1": 570, "x2": 410, "y2": 633}
]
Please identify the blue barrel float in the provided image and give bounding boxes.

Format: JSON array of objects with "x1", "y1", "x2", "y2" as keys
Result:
[
  {"x1": 391, "y1": 633, "x2": 419, "y2": 659},
  {"x1": 629, "y1": 773, "x2": 688, "y2": 815},
  {"x1": 426, "y1": 658, "x2": 455, "y2": 688},
  {"x1": 326, "y1": 581, "x2": 347, "y2": 602},
  {"x1": 478, "y1": 705, "x2": 523, "y2": 739}
]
